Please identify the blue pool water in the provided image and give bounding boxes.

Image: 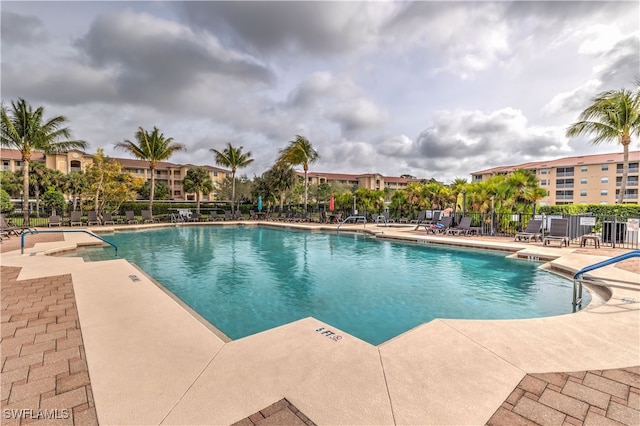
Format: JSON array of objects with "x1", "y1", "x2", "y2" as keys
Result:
[{"x1": 102, "y1": 226, "x2": 587, "y2": 345}]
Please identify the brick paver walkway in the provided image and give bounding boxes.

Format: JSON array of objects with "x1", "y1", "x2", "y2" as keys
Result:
[
  {"x1": 487, "y1": 368, "x2": 640, "y2": 425},
  {"x1": 1, "y1": 265, "x2": 98, "y2": 425},
  {"x1": 231, "y1": 398, "x2": 317, "y2": 426}
]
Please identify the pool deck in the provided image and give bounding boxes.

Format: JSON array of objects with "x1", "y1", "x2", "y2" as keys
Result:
[{"x1": 1, "y1": 222, "x2": 639, "y2": 425}]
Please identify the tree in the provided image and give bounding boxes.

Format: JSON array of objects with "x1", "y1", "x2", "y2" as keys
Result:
[
  {"x1": 264, "y1": 162, "x2": 297, "y2": 212},
  {"x1": 41, "y1": 187, "x2": 66, "y2": 215},
  {"x1": 138, "y1": 181, "x2": 169, "y2": 201},
  {"x1": 83, "y1": 149, "x2": 144, "y2": 215},
  {"x1": 210, "y1": 143, "x2": 254, "y2": 213},
  {"x1": 115, "y1": 126, "x2": 185, "y2": 213},
  {"x1": 0, "y1": 188, "x2": 13, "y2": 213},
  {"x1": 62, "y1": 171, "x2": 88, "y2": 212},
  {"x1": 566, "y1": 87, "x2": 640, "y2": 203},
  {"x1": 278, "y1": 135, "x2": 319, "y2": 212},
  {"x1": 0, "y1": 98, "x2": 87, "y2": 224},
  {"x1": 183, "y1": 166, "x2": 213, "y2": 214}
]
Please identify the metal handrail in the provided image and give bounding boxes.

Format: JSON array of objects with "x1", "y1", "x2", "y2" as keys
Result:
[
  {"x1": 336, "y1": 215, "x2": 367, "y2": 232},
  {"x1": 21, "y1": 229, "x2": 118, "y2": 257},
  {"x1": 572, "y1": 250, "x2": 640, "y2": 309}
]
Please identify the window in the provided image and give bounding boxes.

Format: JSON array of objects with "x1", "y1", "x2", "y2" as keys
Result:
[
  {"x1": 2, "y1": 161, "x2": 9, "y2": 170},
  {"x1": 540, "y1": 169, "x2": 549, "y2": 175},
  {"x1": 601, "y1": 190, "x2": 608, "y2": 196},
  {"x1": 580, "y1": 190, "x2": 587, "y2": 197},
  {"x1": 556, "y1": 167, "x2": 574, "y2": 177},
  {"x1": 581, "y1": 166, "x2": 588, "y2": 172},
  {"x1": 555, "y1": 190, "x2": 573, "y2": 200},
  {"x1": 213, "y1": 171, "x2": 218, "y2": 177},
  {"x1": 580, "y1": 178, "x2": 587, "y2": 184},
  {"x1": 601, "y1": 177, "x2": 608, "y2": 184},
  {"x1": 617, "y1": 162, "x2": 639, "y2": 173},
  {"x1": 539, "y1": 179, "x2": 547, "y2": 186},
  {"x1": 15, "y1": 161, "x2": 22, "y2": 168},
  {"x1": 556, "y1": 178, "x2": 574, "y2": 188},
  {"x1": 601, "y1": 164, "x2": 609, "y2": 171}
]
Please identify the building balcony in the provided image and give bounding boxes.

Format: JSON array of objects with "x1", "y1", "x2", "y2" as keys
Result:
[
  {"x1": 555, "y1": 195, "x2": 574, "y2": 200},
  {"x1": 556, "y1": 172, "x2": 574, "y2": 177},
  {"x1": 555, "y1": 184, "x2": 574, "y2": 189}
]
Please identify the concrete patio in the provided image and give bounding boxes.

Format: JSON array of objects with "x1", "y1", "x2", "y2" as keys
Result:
[{"x1": 1, "y1": 223, "x2": 639, "y2": 425}]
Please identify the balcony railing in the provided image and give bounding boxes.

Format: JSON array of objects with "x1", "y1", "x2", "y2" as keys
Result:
[{"x1": 556, "y1": 172, "x2": 574, "y2": 177}]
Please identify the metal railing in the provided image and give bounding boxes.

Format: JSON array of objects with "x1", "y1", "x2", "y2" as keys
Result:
[
  {"x1": 572, "y1": 250, "x2": 640, "y2": 310},
  {"x1": 336, "y1": 215, "x2": 367, "y2": 232},
  {"x1": 20, "y1": 229, "x2": 118, "y2": 257}
]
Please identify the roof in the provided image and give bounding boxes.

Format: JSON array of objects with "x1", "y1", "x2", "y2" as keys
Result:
[
  {"x1": 303, "y1": 171, "x2": 421, "y2": 183},
  {"x1": 0, "y1": 148, "x2": 229, "y2": 173},
  {"x1": 471, "y1": 150, "x2": 640, "y2": 175}
]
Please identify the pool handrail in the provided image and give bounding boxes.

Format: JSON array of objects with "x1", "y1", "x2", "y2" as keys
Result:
[
  {"x1": 336, "y1": 215, "x2": 367, "y2": 232},
  {"x1": 572, "y1": 249, "x2": 640, "y2": 308},
  {"x1": 20, "y1": 229, "x2": 118, "y2": 257}
]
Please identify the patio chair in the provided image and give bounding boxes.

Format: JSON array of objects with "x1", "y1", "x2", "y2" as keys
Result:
[
  {"x1": 87, "y1": 211, "x2": 101, "y2": 226},
  {"x1": 102, "y1": 212, "x2": 115, "y2": 225},
  {"x1": 446, "y1": 216, "x2": 473, "y2": 236},
  {"x1": 426, "y1": 216, "x2": 453, "y2": 234},
  {"x1": 125, "y1": 210, "x2": 139, "y2": 224},
  {"x1": 543, "y1": 218, "x2": 570, "y2": 247},
  {"x1": 1, "y1": 214, "x2": 25, "y2": 235},
  {"x1": 141, "y1": 210, "x2": 156, "y2": 223},
  {"x1": 48, "y1": 215, "x2": 62, "y2": 227},
  {"x1": 224, "y1": 210, "x2": 233, "y2": 221},
  {"x1": 514, "y1": 219, "x2": 543, "y2": 242},
  {"x1": 189, "y1": 212, "x2": 202, "y2": 222},
  {"x1": 70, "y1": 211, "x2": 83, "y2": 226}
]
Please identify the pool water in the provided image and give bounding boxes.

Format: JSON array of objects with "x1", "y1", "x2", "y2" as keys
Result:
[{"x1": 98, "y1": 226, "x2": 587, "y2": 345}]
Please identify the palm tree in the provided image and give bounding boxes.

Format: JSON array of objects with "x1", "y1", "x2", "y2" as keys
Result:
[
  {"x1": 1, "y1": 99, "x2": 87, "y2": 225},
  {"x1": 566, "y1": 87, "x2": 640, "y2": 203},
  {"x1": 115, "y1": 126, "x2": 185, "y2": 213},
  {"x1": 210, "y1": 143, "x2": 254, "y2": 213},
  {"x1": 183, "y1": 166, "x2": 213, "y2": 214},
  {"x1": 278, "y1": 135, "x2": 319, "y2": 212}
]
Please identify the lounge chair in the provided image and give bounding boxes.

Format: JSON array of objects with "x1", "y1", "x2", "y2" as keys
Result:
[
  {"x1": 224, "y1": 210, "x2": 233, "y2": 221},
  {"x1": 189, "y1": 212, "x2": 202, "y2": 222},
  {"x1": 411, "y1": 211, "x2": 427, "y2": 229},
  {"x1": 87, "y1": 211, "x2": 101, "y2": 226},
  {"x1": 514, "y1": 219, "x2": 543, "y2": 242},
  {"x1": 102, "y1": 212, "x2": 115, "y2": 225},
  {"x1": 543, "y1": 218, "x2": 570, "y2": 247},
  {"x1": 1, "y1": 215, "x2": 25, "y2": 235},
  {"x1": 426, "y1": 216, "x2": 453, "y2": 234},
  {"x1": 446, "y1": 216, "x2": 473, "y2": 235},
  {"x1": 125, "y1": 210, "x2": 139, "y2": 224},
  {"x1": 70, "y1": 211, "x2": 83, "y2": 226},
  {"x1": 141, "y1": 210, "x2": 156, "y2": 223}
]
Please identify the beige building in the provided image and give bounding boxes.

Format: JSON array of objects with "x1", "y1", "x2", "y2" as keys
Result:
[
  {"x1": 303, "y1": 171, "x2": 421, "y2": 191},
  {"x1": 471, "y1": 151, "x2": 640, "y2": 205},
  {"x1": 0, "y1": 148, "x2": 229, "y2": 201}
]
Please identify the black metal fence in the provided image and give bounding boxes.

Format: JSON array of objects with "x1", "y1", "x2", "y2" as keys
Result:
[{"x1": 4, "y1": 209, "x2": 639, "y2": 250}]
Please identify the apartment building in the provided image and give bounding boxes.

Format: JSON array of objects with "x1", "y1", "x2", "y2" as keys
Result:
[
  {"x1": 471, "y1": 151, "x2": 640, "y2": 205},
  {"x1": 303, "y1": 171, "x2": 421, "y2": 191},
  {"x1": 0, "y1": 148, "x2": 229, "y2": 201}
]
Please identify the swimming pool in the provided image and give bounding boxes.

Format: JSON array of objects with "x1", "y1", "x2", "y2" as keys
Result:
[{"x1": 102, "y1": 226, "x2": 588, "y2": 345}]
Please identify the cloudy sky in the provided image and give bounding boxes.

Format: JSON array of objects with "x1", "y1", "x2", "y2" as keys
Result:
[{"x1": 2, "y1": 1, "x2": 638, "y2": 182}]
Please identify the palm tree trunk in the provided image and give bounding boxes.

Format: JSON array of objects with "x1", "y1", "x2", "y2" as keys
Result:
[
  {"x1": 149, "y1": 166, "x2": 155, "y2": 213},
  {"x1": 22, "y1": 158, "x2": 30, "y2": 225},
  {"x1": 618, "y1": 139, "x2": 630, "y2": 203},
  {"x1": 303, "y1": 168, "x2": 308, "y2": 212},
  {"x1": 230, "y1": 169, "x2": 237, "y2": 214}
]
